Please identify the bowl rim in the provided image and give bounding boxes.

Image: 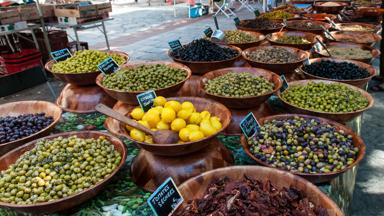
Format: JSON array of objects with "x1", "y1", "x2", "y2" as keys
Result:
[
  {"x1": 313, "y1": 42, "x2": 380, "y2": 60},
  {"x1": 266, "y1": 31, "x2": 320, "y2": 45},
  {"x1": 277, "y1": 79, "x2": 375, "y2": 115},
  {"x1": 239, "y1": 114, "x2": 366, "y2": 178},
  {"x1": 327, "y1": 31, "x2": 382, "y2": 44},
  {"x1": 314, "y1": 1, "x2": 349, "y2": 6},
  {"x1": 200, "y1": 67, "x2": 282, "y2": 99},
  {"x1": 223, "y1": 30, "x2": 266, "y2": 45},
  {"x1": 0, "y1": 131, "x2": 127, "y2": 209},
  {"x1": 0, "y1": 101, "x2": 62, "y2": 148},
  {"x1": 334, "y1": 22, "x2": 379, "y2": 32},
  {"x1": 285, "y1": 20, "x2": 331, "y2": 30},
  {"x1": 95, "y1": 61, "x2": 192, "y2": 94}
]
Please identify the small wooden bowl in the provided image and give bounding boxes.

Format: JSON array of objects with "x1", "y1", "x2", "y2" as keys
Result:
[
  {"x1": 96, "y1": 61, "x2": 192, "y2": 105},
  {"x1": 277, "y1": 79, "x2": 374, "y2": 122},
  {"x1": 168, "y1": 46, "x2": 242, "y2": 75},
  {"x1": 176, "y1": 166, "x2": 343, "y2": 216},
  {"x1": 303, "y1": 13, "x2": 337, "y2": 21},
  {"x1": 314, "y1": 42, "x2": 380, "y2": 63},
  {"x1": 200, "y1": 67, "x2": 282, "y2": 109},
  {"x1": 286, "y1": 20, "x2": 331, "y2": 34},
  {"x1": 236, "y1": 19, "x2": 284, "y2": 35},
  {"x1": 240, "y1": 114, "x2": 366, "y2": 183},
  {"x1": 0, "y1": 131, "x2": 127, "y2": 214},
  {"x1": 45, "y1": 50, "x2": 129, "y2": 86},
  {"x1": 325, "y1": 31, "x2": 382, "y2": 46},
  {"x1": 266, "y1": 31, "x2": 321, "y2": 50},
  {"x1": 104, "y1": 97, "x2": 231, "y2": 156},
  {"x1": 333, "y1": 22, "x2": 379, "y2": 32},
  {"x1": 0, "y1": 101, "x2": 62, "y2": 156},
  {"x1": 313, "y1": 1, "x2": 349, "y2": 14},
  {"x1": 222, "y1": 30, "x2": 266, "y2": 50},
  {"x1": 242, "y1": 45, "x2": 310, "y2": 75}
]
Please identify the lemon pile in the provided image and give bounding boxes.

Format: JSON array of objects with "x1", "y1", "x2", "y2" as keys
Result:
[{"x1": 127, "y1": 96, "x2": 223, "y2": 144}]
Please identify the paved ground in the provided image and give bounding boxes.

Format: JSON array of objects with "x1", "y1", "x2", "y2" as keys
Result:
[{"x1": 1, "y1": 4, "x2": 383, "y2": 216}]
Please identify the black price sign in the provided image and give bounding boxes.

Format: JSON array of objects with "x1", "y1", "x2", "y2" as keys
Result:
[
  {"x1": 240, "y1": 112, "x2": 260, "y2": 138},
  {"x1": 50, "y1": 48, "x2": 72, "y2": 62},
  {"x1": 204, "y1": 27, "x2": 213, "y2": 37},
  {"x1": 233, "y1": 17, "x2": 240, "y2": 25},
  {"x1": 97, "y1": 57, "x2": 120, "y2": 74},
  {"x1": 280, "y1": 75, "x2": 289, "y2": 93},
  {"x1": 147, "y1": 177, "x2": 184, "y2": 216},
  {"x1": 137, "y1": 90, "x2": 157, "y2": 112},
  {"x1": 254, "y1": 9, "x2": 260, "y2": 17},
  {"x1": 168, "y1": 40, "x2": 182, "y2": 51}
]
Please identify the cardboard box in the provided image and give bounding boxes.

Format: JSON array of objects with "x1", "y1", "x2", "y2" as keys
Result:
[
  {"x1": 54, "y1": 4, "x2": 97, "y2": 18},
  {"x1": 19, "y1": 5, "x2": 40, "y2": 21},
  {"x1": 41, "y1": 4, "x2": 55, "y2": 18},
  {"x1": 0, "y1": 9, "x2": 21, "y2": 24}
]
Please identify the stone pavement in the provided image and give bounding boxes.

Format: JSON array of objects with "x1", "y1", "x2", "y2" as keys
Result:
[{"x1": 1, "y1": 5, "x2": 383, "y2": 216}]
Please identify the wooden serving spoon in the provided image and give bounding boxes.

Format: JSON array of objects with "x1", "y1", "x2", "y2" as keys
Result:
[{"x1": 95, "y1": 104, "x2": 179, "y2": 144}]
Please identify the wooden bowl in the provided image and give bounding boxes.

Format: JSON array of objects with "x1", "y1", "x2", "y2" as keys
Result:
[
  {"x1": 240, "y1": 114, "x2": 366, "y2": 183},
  {"x1": 223, "y1": 30, "x2": 265, "y2": 50},
  {"x1": 303, "y1": 13, "x2": 337, "y2": 21},
  {"x1": 96, "y1": 61, "x2": 192, "y2": 105},
  {"x1": 168, "y1": 46, "x2": 242, "y2": 75},
  {"x1": 104, "y1": 97, "x2": 231, "y2": 156},
  {"x1": 242, "y1": 45, "x2": 310, "y2": 75},
  {"x1": 236, "y1": 19, "x2": 284, "y2": 35},
  {"x1": 314, "y1": 42, "x2": 380, "y2": 63},
  {"x1": 0, "y1": 131, "x2": 127, "y2": 214},
  {"x1": 200, "y1": 67, "x2": 282, "y2": 109},
  {"x1": 313, "y1": 1, "x2": 349, "y2": 14},
  {"x1": 45, "y1": 50, "x2": 129, "y2": 86},
  {"x1": 176, "y1": 166, "x2": 343, "y2": 216},
  {"x1": 56, "y1": 84, "x2": 116, "y2": 113},
  {"x1": 286, "y1": 20, "x2": 331, "y2": 34},
  {"x1": 0, "y1": 101, "x2": 62, "y2": 156},
  {"x1": 277, "y1": 79, "x2": 374, "y2": 122},
  {"x1": 333, "y1": 22, "x2": 379, "y2": 32},
  {"x1": 266, "y1": 31, "x2": 322, "y2": 50},
  {"x1": 325, "y1": 31, "x2": 382, "y2": 46}
]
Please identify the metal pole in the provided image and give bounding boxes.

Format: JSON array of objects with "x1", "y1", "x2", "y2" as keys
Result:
[
  {"x1": 73, "y1": 28, "x2": 81, "y2": 51},
  {"x1": 101, "y1": 20, "x2": 110, "y2": 50},
  {"x1": 380, "y1": 1, "x2": 384, "y2": 77},
  {"x1": 35, "y1": 0, "x2": 52, "y2": 53}
]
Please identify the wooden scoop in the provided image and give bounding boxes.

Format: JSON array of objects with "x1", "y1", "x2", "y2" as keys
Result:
[{"x1": 96, "y1": 104, "x2": 179, "y2": 144}]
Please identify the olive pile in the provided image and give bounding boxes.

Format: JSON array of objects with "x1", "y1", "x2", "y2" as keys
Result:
[
  {"x1": 274, "y1": 35, "x2": 311, "y2": 44},
  {"x1": 246, "y1": 47, "x2": 300, "y2": 63},
  {"x1": 171, "y1": 39, "x2": 239, "y2": 62},
  {"x1": 0, "y1": 135, "x2": 121, "y2": 204},
  {"x1": 224, "y1": 30, "x2": 260, "y2": 44},
  {"x1": 205, "y1": 72, "x2": 274, "y2": 97},
  {"x1": 281, "y1": 82, "x2": 369, "y2": 113},
  {"x1": 52, "y1": 50, "x2": 125, "y2": 74},
  {"x1": 248, "y1": 116, "x2": 358, "y2": 174},
  {"x1": 287, "y1": 21, "x2": 323, "y2": 30},
  {"x1": 0, "y1": 113, "x2": 53, "y2": 144},
  {"x1": 237, "y1": 18, "x2": 282, "y2": 30},
  {"x1": 260, "y1": 10, "x2": 294, "y2": 20},
  {"x1": 102, "y1": 64, "x2": 187, "y2": 91},
  {"x1": 303, "y1": 60, "x2": 370, "y2": 80}
]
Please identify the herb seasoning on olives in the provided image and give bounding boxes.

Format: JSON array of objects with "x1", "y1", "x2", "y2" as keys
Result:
[
  {"x1": 274, "y1": 35, "x2": 311, "y2": 44},
  {"x1": 224, "y1": 30, "x2": 261, "y2": 44},
  {"x1": 237, "y1": 18, "x2": 283, "y2": 30},
  {"x1": 246, "y1": 47, "x2": 301, "y2": 63}
]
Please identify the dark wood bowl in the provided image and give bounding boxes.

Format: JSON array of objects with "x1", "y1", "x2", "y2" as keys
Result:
[
  {"x1": 222, "y1": 30, "x2": 266, "y2": 50},
  {"x1": 286, "y1": 20, "x2": 331, "y2": 34},
  {"x1": 313, "y1": 1, "x2": 349, "y2": 14},
  {"x1": 175, "y1": 166, "x2": 343, "y2": 216},
  {"x1": 168, "y1": 46, "x2": 242, "y2": 75},
  {"x1": 303, "y1": 13, "x2": 337, "y2": 21},
  {"x1": 104, "y1": 97, "x2": 231, "y2": 156},
  {"x1": 56, "y1": 84, "x2": 116, "y2": 113},
  {"x1": 240, "y1": 114, "x2": 366, "y2": 184},
  {"x1": 0, "y1": 131, "x2": 127, "y2": 214},
  {"x1": 314, "y1": 42, "x2": 380, "y2": 63},
  {"x1": 333, "y1": 22, "x2": 379, "y2": 32},
  {"x1": 236, "y1": 19, "x2": 284, "y2": 35},
  {"x1": 276, "y1": 79, "x2": 374, "y2": 122},
  {"x1": 242, "y1": 45, "x2": 310, "y2": 75},
  {"x1": 266, "y1": 31, "x2": 321, "y2": 50},
  {"x1": 0, "y1": 101, "x2": 62, "y2": 156},
  {"x1": 200, "y1": 67, "x2": 282, "y2": 109},
  {"x1": 96, "y1": 61, "x2": 192, "y2": 105},
  {"x1": 325, "y1": 31, "x2": 382, "y2": 46},
  {"x1": 45, "y1": 50, "x2": 129, "y2": 86}
]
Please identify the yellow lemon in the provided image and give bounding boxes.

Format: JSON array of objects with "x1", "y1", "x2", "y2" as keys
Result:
[
  {"x1": 200, "y1": 111, "x2": 211, "y2": 120},
  {"x1": 138, "y1": 120, "x2": 150, "y2": 129},
  {"x1": 179, "y1": 128, "x2": 191, "y2": 142},
  {"x1": 171, "y1": 118, "x2": 186, "y2": 132},
  {"x1": 130, "y1": 107, "x2": 144, "y2": 120},
  {"x1": 125, "y1": 125, "x2": 133, "y2": 132},
  {"x1": 156, "y1": 121, "x2": 170, "y2": 130},
  {"x1": 154, "y1": 96, "x2": 167, "y2": 106},
  {"x1": 210, "y1": 117, "x2": 222, "y2": 130},
  {"x1": 177, "y1": 140, "x2": 185, "y2": 144},
  {"x1": 164, "y1": 100, "x2": 182, "y2": 113},
  {"x1": 144, "y1": 135, "x2": 154, "y2": 144},
  {"x1": 189, "y1": 112, "x2": 202, "y2": 125},
  {"x1": 200, "y1": 119, "x2": 216, "y2": 137},
  {"x1": 153, "y1": 106, "x2": 163, "y2": 113},
  {"x1": 161, "y1": 107, "x2": 176, "y2": 123},
  {"x1": 130, "y1": 129, "x2": 145, "y2": 142},
  {"x1": 181, "y1": 101, "x2": 195, "y2": 112},
  {"x1": 189, "y1": 130, "x2": 205, "y2": 141},
  {"x1": 147, "y1": 108, "x2": 161, "y2": 116},
  {"x1": 142, "y1": 112, "x2": 160, "y2": 128},
  {"x1": 210, "y1": 116, "x2": 221, "y2": 122},
  {"x1": 177, "y1": 109, "x2": 192, "y2": 121},
  {"x1": 186, "y1": 124, "x2": 200, "y2": 131}
]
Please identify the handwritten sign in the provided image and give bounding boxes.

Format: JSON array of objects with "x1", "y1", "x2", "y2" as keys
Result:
[
  {"x1": 50, "y1": 48, "x2": 72, "y2": 62},
  {"x1": 137, "y1": 90, "x2": 157, "y2": 112},
  {"x1": 280, "y1": 75, "x2": 289, "y2": 93},
  {"x1": 147, "y1": 177, "x2": 184, "y2": 216},
  {"x1": 233, "y1": 17, "x2": 240, "y2": 25},
  {"x1": 240, "y1": 112, "x2": 260, "y2": 138},
  {"x1": 168, "y1": 40, "x2": 182, "y2": 52},
  {"x1": 204, "y1": 27, "x2": 213, "y2": 37},
  {"x1": 97, "y1": 57, "x2": 119, "y2": 74},
  {"x1": 254, "y1": 9, "x2": 260, "y2": 17}
]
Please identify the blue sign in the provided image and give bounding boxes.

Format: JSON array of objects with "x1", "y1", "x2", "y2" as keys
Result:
[
  {"x1": 240, "y1": 112, "x2": 260, "y2": 138},
  {"x1": 168, "y1": 40, "x2": 182, "y2": 52},
  {"x1": 50, "y1": 48, "x2": 72, "y2": 62},
  {"x1": 233, "y1": 17, "x2": 240, "y2": 25},
  {"x1": 254, "y1": 9, "x2": 260, "y2": 17},
  {"x1": 137, "y1": 90, "x2": 157, "y2": 112},
  {"x1": 204, "y1": 27, "x2": 213, "y2": 37},
  {"x1": 97, "y1": 57, "x2": 120, "y2": 74},
  {"x1": 280, "y1": 75, "x2": 289, "y2": 93}
]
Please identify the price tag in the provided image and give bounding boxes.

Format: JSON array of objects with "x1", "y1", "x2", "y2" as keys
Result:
[
  {"x1": 204, "y1": 27, "x2": 213, "y2": 37},
  {"x1": 168, "y1": 40, "x2": 182, "y2": 52},
  {"x1": 303, "y1": 57, "x2": 311, "y2": 65},
  {"x1": 50, "y1": 48, "x2": 72, "y2": 62},
  {"x1": 337, "y1": 14, "x2": 343, "y2": 22},
  {"x1": 280, "y1": 75, "x2": 289, "y2": 93},
  {"x1": 233, "y1": 17, "x2": 240, "y2": 25},
  {"x1": 377, "y1": 27, "x2": 382, "y2": 35},
  {"x1": 254, "y1": 9, "x2": 260, "y2": 17},
  {"x1": 147, "y1": 177, "x2": 184, "y2": 216},
  {"x1": 321, "y1": 26, "x2": 335, "y2": 40},
  {"x1": 137, "y1": 90, "x2": 157, "y2": 112},
  {"x1": 267, "y1": 5, "x2": 272, "y2": 10},
  {"x1": 240, "y1": 112, "x2": 260, "y2": 138},
  {"x1": 97, "y1": 57, "x2": 120, "y2": 74}
]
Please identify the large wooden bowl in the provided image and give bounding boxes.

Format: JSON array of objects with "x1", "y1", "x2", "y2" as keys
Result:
[
  {"x1": 176, "y1": 166, "x2": 343, "y2": 216},
  {"x1": 104, "y1": 97, "x2": 231, "y2": 156},
  {"x1": 96, "y1": 61, "x2": 192, "y2": 105},
  {"x1": 0, "y1": 101, "x2": 62, "y2": 156},
  {"x1": 266, "y1": 31, "x2": 321, "y2": 50},
  {"x1": 333, "y1": 22, "x2": 379, "y2": 32},
  {"x1": 303, "y1": 13, "x2": 337, "y2": 21},
  {"x1": 286, "y1": 20, "x2": 331, "y2": 34},
  {"x1": 0, "y1": 131, "x2": 127, "y2": 214},
  {"x1": 313, "y1": 1, "x2": 349, "y2": 14},
  {"x1": 242, "y1": 45, "x2": 310, "y2": 75},
  {"x1": 277, "y1": 79, "x2": 374, "y2": 122},
  {"x1": 240, "y1": 114, "x2": 366, "y2": 184},
  {"x1": 200, "y1": 67, "x2": 282, "y2": 109},
  {"x1": 45, "y1": 50, "x2": 129, "y2": 86},
  {"x1": 325, "y1": 31, "x2": 382, "y2": 46},
  {"x1": 236, "y1": 19, "x2": 284, "y2": 35},
  {"x1": 314, "y1": 42, "x2": 380, "y2": 63},
  {"x1": 223, "y1": 30, "x2": 265, "y2": 50}
]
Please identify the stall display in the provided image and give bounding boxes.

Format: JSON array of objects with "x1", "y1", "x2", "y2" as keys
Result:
[
  {"x1": 266, "y1": 31, "x2": 319, "y2": 50},
  {"x1": 236, "y1": 18, "x2": 283, "y2": 34},
  {"x1": 325, "y1": 31, "x2": 382, "y2": 45},
  {"x1": 221, "y1": 30, "x2": 265, "y2": 50},
  {"x1": 286, "y1": 20, "x2": 331, "y2": 34},
  {"x1": 259, "y1": 10, "x2": 295, "y2": 20}
]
